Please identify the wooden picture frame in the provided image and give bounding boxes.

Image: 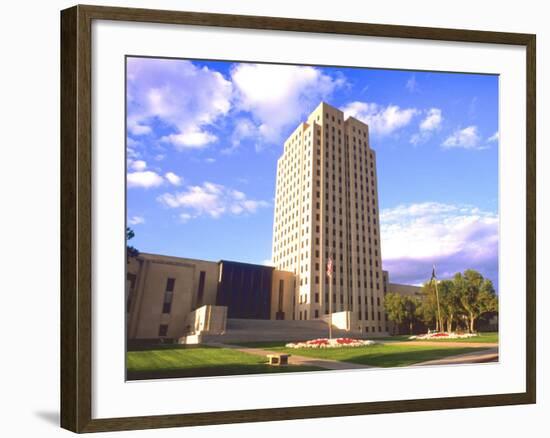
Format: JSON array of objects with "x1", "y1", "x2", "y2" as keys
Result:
[{"x1": 60, "y1": 4, "x2": 536, "y2": 433}]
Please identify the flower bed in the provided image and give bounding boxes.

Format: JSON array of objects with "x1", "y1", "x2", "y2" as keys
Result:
[
  {"x1": 409, "y1": 332, "x2": 479, "y2": 340},
  {"x1": 286, "y1": 337, "x2": 377, "y2": 349}
]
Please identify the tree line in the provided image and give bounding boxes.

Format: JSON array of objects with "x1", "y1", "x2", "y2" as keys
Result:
[{"x1": 384, "y1": 269, "x2": 498, "y2": 334}]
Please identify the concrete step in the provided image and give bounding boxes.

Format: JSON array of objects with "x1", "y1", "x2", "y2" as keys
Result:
[
  {"x1": 226, "y1": 318, "x2": 329, "y2": 330},
  {"x1": 198, "y1": 318, "x2": 374, "y2": 343}
]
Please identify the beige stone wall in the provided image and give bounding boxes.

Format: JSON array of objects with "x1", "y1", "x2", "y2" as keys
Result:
[
  {"x1": 321, "y1": 310, "x2": 356, "y2": 330},
  {"x1": 126, "y1": 253, "x2": 301, "y2": 339},
  {"x1": 270, "y1": 269, "x2": 295, "y2": 320},
  {"x1": 126, "y1": 253, "x2": 219, "y2": 340},
  {"x1": 184, "y1": 305, "x2": 227, "y2": 335}
]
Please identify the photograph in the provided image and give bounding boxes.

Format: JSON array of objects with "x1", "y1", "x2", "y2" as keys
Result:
[{"x1": 124, "y1": 56, "x2": 500, "y2": 381}]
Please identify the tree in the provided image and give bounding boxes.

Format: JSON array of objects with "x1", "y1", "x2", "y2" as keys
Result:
[
  {"x1": 454, "y1": 270, "x2": 498, "y2": 333},
  {"x1": 403, "y1": 295, "x2": 421, "y2": 335},
  {"x1": 417, "y1": 281, "x2": 439, "y2": 331},
  {"x1": 384, "y1": 293, "x2": 421, "y2": 335},
  {"x1": 384, "y1": 293, "x2": 406, "y2": 334},
  {"x1": 126, "y1": 226, "x2": 139, "y2": 263},
  {"x1": 438, "y1": 279, "x2": 462, "y2": 333}
]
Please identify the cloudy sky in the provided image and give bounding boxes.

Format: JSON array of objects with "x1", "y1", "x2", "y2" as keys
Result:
[{"x1": 126, "y1": 57, "x2": 499, "y2": 289}]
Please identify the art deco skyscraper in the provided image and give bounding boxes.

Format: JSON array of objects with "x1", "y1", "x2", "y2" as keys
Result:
[{"x1": 272, "y1": 102, "x2": 387, "y2": 334}]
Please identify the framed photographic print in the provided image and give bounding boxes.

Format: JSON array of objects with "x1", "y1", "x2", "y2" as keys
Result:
[{"x1": 60, "y1": 4, "x2": 536, "y2": 433}]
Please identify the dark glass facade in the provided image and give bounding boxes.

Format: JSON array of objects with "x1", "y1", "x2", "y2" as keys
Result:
[{"x1": 216, "y1": 261, "x2": 273, "y2": 319}]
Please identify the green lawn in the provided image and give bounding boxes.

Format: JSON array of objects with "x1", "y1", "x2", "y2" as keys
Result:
[
  {"x1": 237, "y1": 342, "x2": 487, "y2": 368},
  {"x1": 432, "y1": 332, "x2": 499, "y2": 343},
  {"x1": 126, "y1": 338, "x2": 496, "y2": 379},
  {"x1": 126, "y1": 345, "x2": 324, "y2": 380}
]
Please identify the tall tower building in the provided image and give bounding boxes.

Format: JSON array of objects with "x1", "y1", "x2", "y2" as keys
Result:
[{"x1": 272, "y1": 102, "x2": 387, "y2": 334}]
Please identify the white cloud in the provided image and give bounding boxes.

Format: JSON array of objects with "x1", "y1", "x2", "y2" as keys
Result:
[
  {"x1": 126, "y1": 140, "x2": 141, "y2": 159},
  {"x1": 410, "y1": 108, "x2": 443, "y2": 145},
  {"x1": 231, "y1": 63, "x2": 344, "y2": 143},
  {"x1": 488, "y1": 131, "x2": 499, "y2": 142},
  {"x1": 442, "y1": 126, "x2": 481, "y2": 149},
  {"x1": 205, "y1": 158, "x2": 216, "y2": 163},
  {"x1": 126, "y1": 137, "x2": 141, "y2": 147},
  {"x1": 165, "y1": 172, "x2": 182, "y2": 186},
  {"x1": 406, "y1": 75, "x2": 418, "y2": 92},
  {"x1": 157, "y1": 182, "x2": 269, "y2": 220},
  {"x1": 380, "y1": 202, "x2": 498, "y2": 286},
  {"x1": 127, "y1": 58, "x2": 232, "y2": 149},
  {"x1": 161, "y1": 131, "x2": 217, "y2": 149},
  {"x1": 409, "y1": 133, "x2": 421, "y2": 146},
  {"x1": 127, "y1": 120, "x2": 152, "y2": 136},
  {"x1": 419, "y1": 108, "x2": 443, "y2": 131},
  {"x1": 261, "y1": 259, "x2": 274, "y2": 267},
  {"x1": 128, "y1": 216, "x2": 145, "y2": 225},
  {"x1": 342, "y1": 101, "x2": 419, "y2": 136},
  {"x1": 130, "y1": 160, "x2": 147, "y2": 171},
  {"x1": 127, "y1": 170, "x2": 164, "y2": 189},
  {"x1": 223, "y1": 118, "x2": 258, "y2": 153}
]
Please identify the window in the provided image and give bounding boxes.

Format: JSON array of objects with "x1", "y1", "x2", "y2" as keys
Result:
[
  {"x1": 162, "y1": 278, "x2": 175, "y2": 314},
  {"x1": 166, "y1": 277, "x2": 175, "y2": 292},
  {"x1": 197, "y1": 271, "x2": 206, "y2": 305},
  {"x1": 158, "y1": 324, "x2": 168, "y2": 337}
]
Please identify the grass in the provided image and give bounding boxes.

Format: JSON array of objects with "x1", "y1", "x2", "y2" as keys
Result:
[
  {"x1": 236, "y1": 342, "x2": 488, "y2": 368},
  {"x1": 431, "y1": 332, "x2": 499, "y2": 343},
  {"x1": 126, "y1": 345, "x2": 324, "y2": 380},
  {"x1": 126, "y1": 336, "x2": 498, "y2": 379}
]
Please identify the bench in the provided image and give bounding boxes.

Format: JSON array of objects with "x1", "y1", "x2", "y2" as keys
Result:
[{"x1": 267, "y1": 354, "x2": 290, "y2": 366}]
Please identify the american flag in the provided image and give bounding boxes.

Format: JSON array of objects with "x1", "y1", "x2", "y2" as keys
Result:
[{"x1": 326, "y1": 257, "x2": 334, "y2": 278}]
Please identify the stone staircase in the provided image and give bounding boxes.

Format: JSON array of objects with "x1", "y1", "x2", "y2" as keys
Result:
[{"x1": 196, "y1": 318, "x2": 375, "y2": 344}]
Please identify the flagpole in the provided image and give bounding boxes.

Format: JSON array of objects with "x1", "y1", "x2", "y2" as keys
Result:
[{"x1": 432, "y1": 265, "x2": 444, "y2": 333}]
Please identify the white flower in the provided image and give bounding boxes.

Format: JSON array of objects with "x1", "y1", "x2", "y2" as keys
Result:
[
  {"x1": 414, "y1": 332, "x2": 479, "y2": 340},
  {"x1": 285, "y1": 338, "x2": 378, "y2": 349}
]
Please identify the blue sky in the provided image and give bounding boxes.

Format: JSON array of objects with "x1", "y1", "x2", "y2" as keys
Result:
[{"x1": 126, "y1": 57, "x2": 499, "y2": 288}]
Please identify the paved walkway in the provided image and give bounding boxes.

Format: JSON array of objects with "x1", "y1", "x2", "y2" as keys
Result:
[
  {"x1": 414, "y1": 347, "x2": 499, "y2": 366},
  {"x1": 208, "y1": 342, "x2": 372, "y2": 370}
]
